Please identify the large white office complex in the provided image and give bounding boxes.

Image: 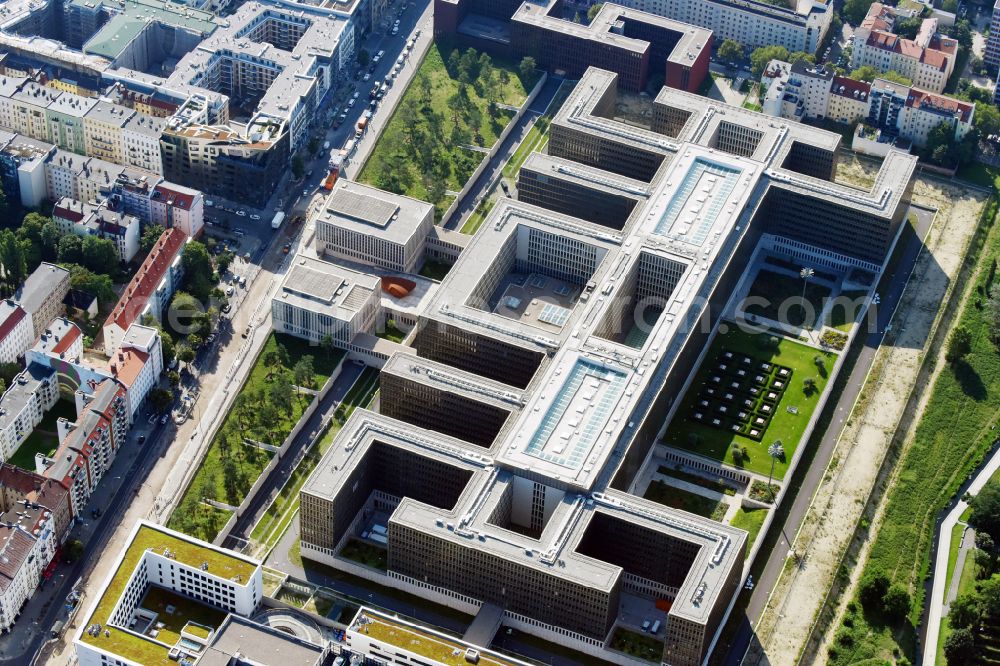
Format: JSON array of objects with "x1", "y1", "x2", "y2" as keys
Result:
[{"x1": 297, "y1": 67, "x2": 917, "y2": 666}]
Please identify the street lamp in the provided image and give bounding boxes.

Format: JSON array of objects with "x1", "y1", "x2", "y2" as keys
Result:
[
  {"x1": 799, "y1": 267, "x2": 814, "y2": 326},
  {"x1": 767, "y1": 441, "x2": 784, "y2": 502}
]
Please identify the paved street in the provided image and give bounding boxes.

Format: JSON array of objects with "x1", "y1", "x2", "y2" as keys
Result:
[
  {"x1": 723, "y1": 206, "x2": 936, "y2": 665},
  {"x1": 0, "y1": 399, "x2": 172, "y2": 663}
]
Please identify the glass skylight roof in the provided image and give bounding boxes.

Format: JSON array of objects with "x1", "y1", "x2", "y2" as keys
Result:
[
  {"x1": 652, "y1": 158, "x2": 742, "y2": 244},
  {"x1": 524, "y1": 358, "x2": 627, "y2": 470}
]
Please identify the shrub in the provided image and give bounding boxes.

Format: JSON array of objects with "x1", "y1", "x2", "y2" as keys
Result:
[
  {"x1": 882, "y1": 583, "x2": 911, "y2": 623},
  {"x1": 858, "y1": 569, "x2": 890, "y2": 610}
]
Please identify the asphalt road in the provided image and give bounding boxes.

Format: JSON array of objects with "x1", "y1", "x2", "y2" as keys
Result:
[
  {"x1": 3, "y1": 405, "x2": 177, "y2": 664},
  {"x1": 444, "y1": 76, "x2": 563, "y2": 231},
  {"x1": 222, "y1": 361, "x2": 366, "y2": 551},
  {"x1": 723, "y1": 206, "x2": 936, "y2": 665}
]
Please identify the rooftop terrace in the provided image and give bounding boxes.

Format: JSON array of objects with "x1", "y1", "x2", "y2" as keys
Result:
[{"x1": 78, "y1": 522, "x2": 257, "y2": 665}]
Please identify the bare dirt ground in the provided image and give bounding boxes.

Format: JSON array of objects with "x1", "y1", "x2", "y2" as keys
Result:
[{"x1": 747, "y1": 158, "x2": 988, "y2": 666}]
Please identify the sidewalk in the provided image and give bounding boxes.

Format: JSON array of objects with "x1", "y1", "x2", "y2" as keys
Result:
[{"x1": 923, "y1": 445, "x2": 1000, "y2": 664}]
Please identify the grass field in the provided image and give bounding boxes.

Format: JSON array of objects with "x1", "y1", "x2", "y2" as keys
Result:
[
  {"x1": 168, "y1": 334, "x2": 344, "y2": 542},
  {"x1": 828, "y1": 195, "x2": 1000, "y2": 664},
  {"x1": 358, "y1": 43, "x2": 536, "y2": 222},
  {"x1": 8, "y1": 399, "x2": 77, "y2": 470},
  {"x1": 664, "y1": 326, "x2": 835, "y2": 479},
  {"x1": 743, "y1": 269, "x2": 832, "y2": 329},
  {"x1": 730, "y1": 508, "x2": 768, "y2": 550},
  {"x1": 643, "y1": 480, "x2": 728, "y2": 521},
  {"x1": 459, "y1": 198, "x2": 496, "y2": 235}
]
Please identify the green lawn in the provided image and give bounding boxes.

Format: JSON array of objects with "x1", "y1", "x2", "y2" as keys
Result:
[
  {"x1": 459, "y1": 198, "x2": 496, "y2": 235},
  {"x1": 358, "y1": 43, "x2": 537, "y2": 223},
  {"x1": 828, "y1": 195, "x2": 999, "y2": 665},
  {"x1": 643, "y1": 480, "x2": 728, "y2": 521},
  {"x1": 663, "y1": 326, "x2": 835, "y2": 479},
  {"x1": 730, "y1": 508, "x2": 768, "y2": 551},
  {"x1": 169, "y1": 334, "x2": 344, "y2": 542},
  {"x1": 826, "y1": 289, "x2": 868, "y2": 332},
  {"x1": 139, "y1": 586, "x2": 227, "y2": 647},
  {"x1": 378, "y1": 320, "x2": 407, "y2": 344},
  {"x1": 957, "y1": 163, "x2": 1000, "y2": 191},
  {"x1": 502, "y1": 120, "x2": 549, "y2": 180},
  {"x1": 609, "y1": 627, "x2": 662, "y2": 662},
  {"x1": 8, "y1": 399, "x2": 77, "y2": 470},
  {"x1": 743, "y1": 269, "x2": 832, "y2": 329},
  {"x1": 944, "y1": 522, "x2": 966, "y2": 599}
]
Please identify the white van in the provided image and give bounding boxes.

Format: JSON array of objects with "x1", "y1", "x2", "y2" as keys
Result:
[
  {"x1": 650, "y1": 620, "x2": 661, "y2": 634},
  {"x1": 641, "y1": 620, "x2": 651, "y2": 633}
]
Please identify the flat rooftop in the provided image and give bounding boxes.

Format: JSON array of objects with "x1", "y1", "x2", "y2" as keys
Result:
[
  {"x1": 77, "y1": 522, "x2": 258, "y2": 666},
  {"x1": 322, "y1": 180, "x2": 433, "y2": 245},
  {"x1": 82, "y1": 0, "x2": 218, "y2": 61},
  {"x1": 277, "y1": 254, "x2": 379, "y2": 317},
  {"x1": 200, "y1": 615, "x2": 325, "y2": 666},
  {"x1": 350, "y1": 607, "x2": 531, "y2": 666}
]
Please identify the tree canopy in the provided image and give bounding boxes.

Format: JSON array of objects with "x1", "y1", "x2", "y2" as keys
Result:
[
  {"x1": 718, "y1": 39, "x2": 743, "y2": 63},
  {"x1": 180, "y1": 240, "x2": 215, "y2": 301},
  {"x1": 750, "y1": 45, "x2": 790, "y2": 76}
]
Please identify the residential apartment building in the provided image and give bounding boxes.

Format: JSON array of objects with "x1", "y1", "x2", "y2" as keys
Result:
[
  {"x1": 82, "y1": 101, "x2": 133, "y2": 165},
  {"x1": 0, "y1": 463, "x2": 73, "y2": 545},
  {"x1": 0, "y1": 300, "x2": 33, "y2": 364},
  {"x1": 987, "y1": 0, "x2": 1000, "y2": 70},
  {"x1": 851, "y1": 3, "x2": 956, "y2": 93},
  {"x1": 103, "y1": 227, "x2": 187, "y2": 356},
  {"x1": 758, "y1": 62, "x2": 973, "y2": 150},
  {"x1": 760, "y1": 59, "x2": 832, "y2": 121},
  {"x1": 47, "y1": 378, "x2": 130, "y2": 510},
  {"x1": 0, "y1": 489, "x2": 59, "y2": 631},
  {"x1": 612, "y1": 0, "x2": 833, "y2": 53},
  {"x1": 109, "y1": 323, "x2": 163, "y2": 419},
  {"x1": 110, "y1": 169, "x2": 205, "y2": 235},
  {"x1": 150, "y1": 182, "x2": 204, "y2": 238},
  {"x1": 44, "y1": 89, "x2": 95, "y2": 155},
  {"x1": 52, "y1": 197, "x2": 141, "y2": 262},
  {"x1": 827, "y1": 75, "x2": 872, "y2": 123},
  {"x1": 0, "y1": 132, "x2": 51, "y2": 207},
  {"x1": 14, "y1": 262, "x2": 70, "y2": 339},
  {"x1": 120, "y1": 113, "x2": 164, "y2": 174},
  {"x1": 0, "y1": 363, "x2": 59, "y2": 463},
  {"x1": 317, "y1": 180, "x2": 434, "y2": 274}
]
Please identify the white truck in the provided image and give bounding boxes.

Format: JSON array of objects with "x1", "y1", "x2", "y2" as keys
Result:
[{"x1": 271, "y1": 211, "x2": 286, "y2": 229}]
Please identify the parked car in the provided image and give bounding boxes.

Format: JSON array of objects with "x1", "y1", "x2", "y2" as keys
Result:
[
  {"x1": 363, "y1": 72, "x2": 371, "y2": 81},
  {"x1": 250, "y1": 213, "x2": 261, "y2": 220},
  {"x1": 236, "y1": 209, "x2": 247, "y2": 216},
  {"x1": 159, "y1": 414, "x2": 169, "y2": 425}
]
